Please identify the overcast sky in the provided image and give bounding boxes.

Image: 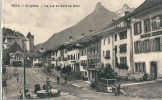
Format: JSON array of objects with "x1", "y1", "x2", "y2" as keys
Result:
[{"x1": 3, "y1": 0, "x2": 145, "y2": 45}]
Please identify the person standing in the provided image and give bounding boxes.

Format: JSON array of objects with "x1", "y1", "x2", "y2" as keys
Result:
[
  {"x1": 43, "y1": 84, "x2": 46, "y2": 90},
  {"x1": 19, "y1": 91, "x2": 23, "y2": 99},
  {"x1": 17, "y1": 77, "x2": 19, "y2": 83},
  {"x1": 117, "y1": 84, "x2": 121, "y2": 95},
  {"x1": 57, "y1": 76, "x2": 60, "y2": 84},
  {"x1": 64, "y1": 76, "x2": 67, "y2": 84}
]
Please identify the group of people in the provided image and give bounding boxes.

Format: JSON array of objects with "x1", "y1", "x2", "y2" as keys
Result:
[
  {"x1": 19, "y1": 89, "x2": 31, "y2": 99},
  {"x1": 57, "y1": 76, "x2": 67, "y2": 84}
]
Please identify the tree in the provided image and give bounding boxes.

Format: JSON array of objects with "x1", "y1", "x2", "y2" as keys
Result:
[
  {"x1": 61, "y1": 65, "x2": 72, "y2": 74},
  {"x1": 98, "y1": 64, "x2": 115, "y2": 79}
]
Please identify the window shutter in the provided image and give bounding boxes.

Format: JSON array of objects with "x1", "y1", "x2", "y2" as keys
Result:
[
  {"x1": 141, "y1": 41, "x2": 144, "y2": 53},
  {"x1": 160, "y1": 36, "x2": 162, "y2": 51},
  {"x1": 134, "y1": 42, "x2": 136, "y2": 54},
  {"x1": 153, "y1": 39, "x2": 156, "y2": 52},
  {"x1": 150, "y1": 39, "x2": 153, "y2": 52}
]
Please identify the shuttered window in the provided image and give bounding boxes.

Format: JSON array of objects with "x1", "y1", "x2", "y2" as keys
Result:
[
  {"x1": 119, "y1": 44, "x2": 127, "y2": 53},
  {"x1": 119, "y1": 30, "x2": 127, "y2": 40},
  {"x1": 152, "y1": 16, "x2": 160, "y2": 30},
  {"x1": 106, "y1": 50, "x2": 110, "y2": 56},
  {"x1": 160, "y1": 15, "x2": 162, "y2": 27},
  {"x1": 134, "y1": 41, "x2": 140, "y2": 54},
  {"x1": 134, "y1": 22, "x2": 142, "y2": 35},
  {"x1": 134, "y1": 37, "x2": 162, "y2": 54},
  {"x1": 155, "y1": 37, "x2": 161, "y2": 51},
  {"x1": 120, "y1": 57, "x2": 127, "y2": 65},
  {"x1": 135, "y1": 62, "x2": 146, "y2": 73},
  {"x1": 160, "y1": 36, "x2": 162, "y2": 51},
  {"x1": 144, "y1": 18, "x2": 151, "y2": 33}
]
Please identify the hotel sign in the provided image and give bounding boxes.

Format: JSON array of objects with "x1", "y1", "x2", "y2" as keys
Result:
[{"x1": 140, "y1": 30, "x2": 162, "y2": 39}]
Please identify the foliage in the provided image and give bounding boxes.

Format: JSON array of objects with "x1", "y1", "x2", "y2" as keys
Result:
[
  {"x1": 61, "y1": 65, "x2": 72, "y2": 74},
  {"x1": 90, "y1": 80, "x2": 108, "y2": 92},
  {"x1": 98, "y1": 64, "x2": 115, "y2": 79},
  {"x1": 90, "y1": 81, "x2": 97, "y2": 89},
  {"x1": 56, "y1": 66, "x2": 61, "y2": 71}
]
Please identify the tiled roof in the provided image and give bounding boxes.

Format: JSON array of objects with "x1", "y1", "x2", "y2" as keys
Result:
[
  {"x1": 7, "y1": 42, "x2": 24, "y2": 53},
  {"x1": 129, "y1": 0, "x2": 162, "y2": 17}
]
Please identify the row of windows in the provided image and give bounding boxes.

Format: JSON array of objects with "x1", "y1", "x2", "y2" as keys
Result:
[
  {"x1": 87, "y1": 58, "x2": 99, "y2": 65},
  {"x1": 134, "y1": 37, "x2": 161, "y2": 54},
  {"x1": 80, "y1": 48, "x2": 87, "y2": 56},
  {"x1": 134, "y1": 15, "x2": 162, "y2": 35},
  {"x1": 68, "y1": 54, "x2": 80, "y2": 60},
  {"x1": 87, "y1": 45, "x2": 99, "y2": 54},
  {"x1": 81, "y1": 60, "x2": 87, "y2": 65},
  {"x1": 14, "y1": 55, "x2": 21, "y2": 61}
]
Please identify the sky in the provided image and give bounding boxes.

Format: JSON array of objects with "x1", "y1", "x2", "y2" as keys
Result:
[{"x1": 2, "y1": 0, "x2": 145, "y2": 45}]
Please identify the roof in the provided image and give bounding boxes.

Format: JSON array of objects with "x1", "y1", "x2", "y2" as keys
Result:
[
  {"x1": 98, "y1": 26, "x2": 129, "y2": 37},
  {"x1": 26, "y1": 32, "x2": 34, "y2": 38},
  {"x1": 3, "y1": 27, "x2": 27, "y2": 40},
  {"x1": 128, "y1": 0, "x2": 162, "y2": 17},
  {"x1": 26, "y1": 51, "x2": 42, "y2": 58},
  {"x1": 7, "y1": 42, "x2": 24, "y2": 53},
  {"x1": 107, "y1": 0, "x2": 162, "y2": 27}
]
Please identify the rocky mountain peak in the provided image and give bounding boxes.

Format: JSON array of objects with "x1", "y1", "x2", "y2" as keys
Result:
[
  {"x1": 123, "y1": 4, "x2": 129, "y2": 9},
  {"x1": 116, "y1": 4, "x2": 135, "y2": 18},
  {"x1": 94, "y1": 2, "x2": 105, "y2": 11}
]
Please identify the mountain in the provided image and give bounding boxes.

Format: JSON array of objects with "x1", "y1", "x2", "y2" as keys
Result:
[
  {"x1": 116, "y1": 4, "x2": 135, "y2": 18},
  {"x1": 35, "y1": 2, "x2": 118, "y2": 50}
]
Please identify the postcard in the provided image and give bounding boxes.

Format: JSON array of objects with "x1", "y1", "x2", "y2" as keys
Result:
[{"x1": 2, "y1": 0, "x2": 162, "y2": 99}]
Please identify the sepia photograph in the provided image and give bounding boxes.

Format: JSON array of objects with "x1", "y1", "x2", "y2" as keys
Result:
[{"x1": 1, "y1": 0, "x2": 162, "y2": 99}]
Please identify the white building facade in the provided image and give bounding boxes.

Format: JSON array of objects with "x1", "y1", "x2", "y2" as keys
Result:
[{"x1": 131, "y1": 6, "x2": 162, "y2": 80}]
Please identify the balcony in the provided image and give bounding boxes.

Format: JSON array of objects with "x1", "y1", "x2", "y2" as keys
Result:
[
  {"x1": 104, "y1": 55, "x2": 110, "y2": 59},
  {"x1": 117, "y1": 63, "x2": 129, "y2": 69},
  {"x1": 81, "y1": 63, "x2": 87, "y2": 66}
]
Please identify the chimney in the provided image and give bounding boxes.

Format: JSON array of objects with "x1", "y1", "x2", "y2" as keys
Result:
[{"x1": 125, "y1": 11, "x2": 130, "y2": 15}]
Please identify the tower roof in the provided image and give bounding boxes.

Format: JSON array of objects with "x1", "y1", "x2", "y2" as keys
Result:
[{"x1": 27, "y1": 32, "x2": 34, "y2": 38}]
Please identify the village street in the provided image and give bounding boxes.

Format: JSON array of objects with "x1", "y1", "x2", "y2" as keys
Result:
[{"x1": 3, "y1": 67, "x2": 150, "y2": 100}]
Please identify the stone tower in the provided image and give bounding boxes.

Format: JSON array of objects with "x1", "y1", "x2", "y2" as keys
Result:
[{"x1": 26, "y1": 32, "x2": 34, "y2": 52}]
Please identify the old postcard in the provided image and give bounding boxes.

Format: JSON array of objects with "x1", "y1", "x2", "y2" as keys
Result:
[{"x1": 1, "y1": 0, "x2": 162, "y2": 99}]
